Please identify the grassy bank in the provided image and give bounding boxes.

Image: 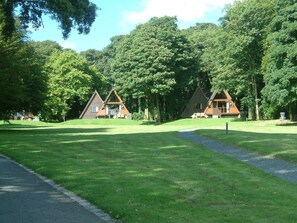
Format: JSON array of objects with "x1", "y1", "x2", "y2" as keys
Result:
[{"x1": 1, "y1": 119, "x2": 297, "y2": 222}]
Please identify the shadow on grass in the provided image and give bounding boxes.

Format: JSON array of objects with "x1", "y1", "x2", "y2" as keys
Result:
[
  {"x1": 0, "y1": 123, "x2": 50, "y2": 129},
  {"x1": 0, "y1": 127, "x2": 111, "y2": 135}
]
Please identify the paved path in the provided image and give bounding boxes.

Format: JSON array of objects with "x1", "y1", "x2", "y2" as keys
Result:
[
  {"x1": 178, "y1": 130, "x2": 297, "y2": 184},
  {"x1": 0, "y1": 155, "x2": 115, "y2": 223}
]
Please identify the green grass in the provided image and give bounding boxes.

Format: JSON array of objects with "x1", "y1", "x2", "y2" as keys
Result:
[
  {"x1": 196, "y1": 119, "x2": 297, "y2": 163},
  {"x1": 1, "y1": 119, "x2": 297, "y2": 222}
]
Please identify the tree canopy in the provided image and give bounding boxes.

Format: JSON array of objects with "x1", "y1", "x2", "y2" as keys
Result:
[
  {"x1": 262, "y1": 1, "x2": 297, "y2": 120},
  {"x1": 112, "y1": 16, "x2": 196, "y2": 121},
  {"x1": 0, "y1": 23, "x2": 46, "y2": 119},
  {"x1": 42, "y1": 50, "x2": 99, "y2": 121},
  {"x1": 0, "y1": 0, "x2": 98, "y2": 38},
  {"x1": 201, "y1": 0, "x2": 275, "y2": 120}
]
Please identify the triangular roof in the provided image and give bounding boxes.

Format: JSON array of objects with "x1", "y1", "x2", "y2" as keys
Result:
[
  {"x1": 97, "y1": 89, "x2": 130, "y2": 117},
  {"x1": 181, "y1": 86, "x2": 209, "y2": 118},
  {"x1": 204, "y1": 89, "x2": 240, "y2": 116},
  {"x1": 79, "y1": 90, "x2": 104, "y2": 119},
  {"x1": 209, "y1": 89, "x2": 232, "y2": 101}
]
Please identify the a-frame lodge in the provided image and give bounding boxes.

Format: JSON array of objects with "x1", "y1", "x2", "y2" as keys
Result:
[
  {"x1": 203, "y1": 90, "x2": 240, "y2": 118},
  {"x1": 96, "y1": 89, "x2": 130, "y2": 118}
]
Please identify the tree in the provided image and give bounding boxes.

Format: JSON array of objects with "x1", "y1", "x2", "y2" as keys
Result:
[
  {"x1": 0, "y1": 0, "x2": 98, "y2": 39},
  {"x1": 262, "y1": 1, "x2": 297, "y2": 120},
  {"x1": 42, "y1": 50, "x2": 99, "y2": 121},
  {"x1": 203, "y1": 0, "x2": 275, "y2": 120},
  {"x1": 81, "y1": 35, "x2": 126, "y2": 90},
  {"x1": 0, "y1": 22, "x2": 46, "y2": 119},
  {"x1": 29, "y1": 40, "x2": 63, "y2": 64},
  {"x1": 113, "y1": 17, "x2": 195, "y2": 121},
  {"x1": 182, "y1": 23, "x2": 217, "y2": 93}
]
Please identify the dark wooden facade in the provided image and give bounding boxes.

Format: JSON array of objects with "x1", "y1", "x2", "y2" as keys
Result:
[
  {"x1": 181, "y1": 86, "x2": 209, "y2": 118},
  {"x1": 79, "y1": 90, "x2": 104, "y2": 119}
]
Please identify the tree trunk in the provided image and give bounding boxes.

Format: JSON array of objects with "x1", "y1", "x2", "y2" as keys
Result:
[
  {"x1": 248, "y1": 84, "x2": 256, "y2": 120},
  {"x1": 155, "y1": 95, "x2": 161, "y2": 123},
  {"x1": 248, "y1": 107, "x2": 255, "y2": 120},
  {"x1": 163, "y1": 96, "x2": 166, "y2": 121},
  {"x1": 252, "y1": 76, "x2": 260, "y2": 120},
  {"x1": 289, "y1": 102, "x2": 297, "y2": 121},
  {"x1": 138, "y1": 97, "x2": 141, "y2": 113}
]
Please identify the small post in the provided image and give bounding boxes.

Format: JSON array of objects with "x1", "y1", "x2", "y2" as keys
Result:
[{"x1": 226, "y1": 122, "x2": 228, "y2": 135}]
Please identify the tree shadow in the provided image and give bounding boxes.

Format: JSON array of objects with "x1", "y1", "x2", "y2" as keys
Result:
[{"x1": 0, "y1": 127, "x2": 111, "y2": 135}]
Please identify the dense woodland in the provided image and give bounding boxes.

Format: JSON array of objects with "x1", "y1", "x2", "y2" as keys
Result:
[{"x1": 1, "y1": 0, "x2": 296, "y2": 122}]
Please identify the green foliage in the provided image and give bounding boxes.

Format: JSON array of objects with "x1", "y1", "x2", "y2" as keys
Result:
[
  {"x1": 113, "y1": 16, "x2": 196, "y2": 121},
  {"x1": 202, "y1": 0, "x2": 276, "y2": 120},
  {"x1": 42, "y1": 50, "x2": 96, "y2": 121},
  {"x1": 262, "y1": 1, "x2": 297, "y2": 120},
  {"x1": 0, "y1": 0, "x2": 98, "y2": 38},
  {"x1": 0, "y1": 23, "x2": 46, "y2": 119},
  {"x1": 96, "y1": 35, "x2": 126, "y2": 87},
  {"x1": 182, "y1": 23, "x2": 217, "y2": 93},
  {"x1": 132, "y1": 111, "x2": 144, "y2": 121},
  {"x1": 29, "y1": 40, "x2": 63, "y2": 65}
]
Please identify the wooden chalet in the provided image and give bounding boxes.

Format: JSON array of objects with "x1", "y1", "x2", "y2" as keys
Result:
[
  {"x1": 181, "y1": 86, "x2": 209, "y2": 118},
  {"x1": 203, "y1": 90, "x2": 240, "y2": 118},
  {"x1": 79, "y1": 90, "x2": 104, "y2": 119},
  {"x1": 96, "y1": 89, "x2": 130, "y2": 118}
]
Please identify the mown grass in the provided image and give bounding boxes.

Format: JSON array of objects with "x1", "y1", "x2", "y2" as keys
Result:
[
  {"x1": 196, "y1": 119, "x2": 297, "y2": 163},
  {"x1": 1, "y1": 119, "x2": 297, "y2": 222}
]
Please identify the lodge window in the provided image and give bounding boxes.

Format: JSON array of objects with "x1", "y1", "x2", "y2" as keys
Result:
[
  {"x1": 195, "y1": 103, "x2": 203, "y2": 110},
  {"x1": 91, "y1": 106, "x2": 99, "y2": 113}
]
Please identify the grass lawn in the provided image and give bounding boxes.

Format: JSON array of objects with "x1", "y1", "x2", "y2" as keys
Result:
[
  {"x1": 195, "y1": 119, "x2": 297, "y2": 163},
  {"x1": 1, "y1": 119, "x2": 297, "y2": 222}
]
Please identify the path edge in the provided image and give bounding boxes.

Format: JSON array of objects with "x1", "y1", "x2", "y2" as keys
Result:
[{"x1": 0, "y1": 154, "x2": 117, "y2": 223}]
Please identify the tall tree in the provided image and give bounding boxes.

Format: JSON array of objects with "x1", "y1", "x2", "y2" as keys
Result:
[
  {"x1": 80, "y1": 36, "x2": 126, "y2": 93},
  {"x1": 0, "y1": 0, "x2": 98, "y2": 38},
  {"x1": 0, "y1": 21, "x2": 46, "y2": 119},
  {"x1": 182, "y1": 23, "x2": 217, "y2": 93},
  {"x1": 204, "y1": 0, "x2": 275, "y2": 120},
  {"x1": 113, "y1": 16, "x2": 195, "y2": 121},
  {"x1": 42, "y1": 50, "x2": 99, "y2": 121},
  {"x1": 262, "y1": 1, "x2": 297, "y2": 120}
]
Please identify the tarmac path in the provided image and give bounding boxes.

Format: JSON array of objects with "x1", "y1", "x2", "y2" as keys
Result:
[
  {"x1": 0, "y1": 155, "x2": 115, "y2": 223},
  {"x1": 178, "y1": 129, "x2": 297, "y2": 184}
]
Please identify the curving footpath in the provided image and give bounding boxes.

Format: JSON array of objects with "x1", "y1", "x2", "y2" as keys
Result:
[
  {"x1": 178, "y1": 129, "x2": 297, "y2": 184},
  {"x1": 0, "y1": 155, "x2": 115, "y2": 223}
]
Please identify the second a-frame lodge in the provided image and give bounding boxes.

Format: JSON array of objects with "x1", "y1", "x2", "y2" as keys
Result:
[
  {"x1": 203, "y1": 90, "x2": 240, "y2": 118},
  {"x1": 181, "y1": 87, "x2": 240, "y2": 118}
]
